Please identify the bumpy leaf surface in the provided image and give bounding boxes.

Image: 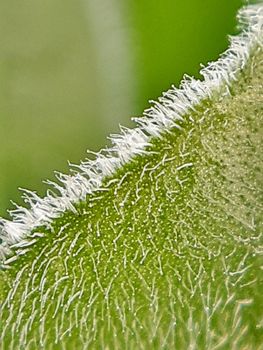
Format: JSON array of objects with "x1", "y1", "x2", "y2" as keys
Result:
[{"x1": 0, "y1": 16, "x2": 263, "y2": 350}]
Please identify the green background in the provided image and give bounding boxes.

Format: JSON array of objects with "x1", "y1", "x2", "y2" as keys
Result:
[{"x1": 0, "y1": 0, "x2": 244, "y2": 217}]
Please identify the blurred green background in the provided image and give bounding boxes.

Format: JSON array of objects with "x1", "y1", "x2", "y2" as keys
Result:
[{"x1": 0, "y1": 0, "x2": 244, "y2": 217}]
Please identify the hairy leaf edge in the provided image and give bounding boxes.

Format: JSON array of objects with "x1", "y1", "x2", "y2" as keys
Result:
[{"x1": 0, "y1": 4, "x2": 262, "y2": 262}]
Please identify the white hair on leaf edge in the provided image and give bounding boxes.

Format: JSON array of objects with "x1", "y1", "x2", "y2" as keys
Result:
[{"x1": 0, "y1": 4, "x2": 263, "y2": 263}]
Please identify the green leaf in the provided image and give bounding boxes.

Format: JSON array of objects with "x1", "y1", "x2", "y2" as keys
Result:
[
  {"x1": 0, "y1": 0, "x2": 242, "y2": 216},
  {"x1": 0, "y1": 4, "x2": 262, "y2": 349}
]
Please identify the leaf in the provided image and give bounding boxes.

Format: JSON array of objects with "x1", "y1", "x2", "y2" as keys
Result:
[
  {"x1": 0, "y1": 0, "x2": 242, "y2": 216},
  {"x1": 0, "y1": 4, "x2": 262, "y2": 349}
]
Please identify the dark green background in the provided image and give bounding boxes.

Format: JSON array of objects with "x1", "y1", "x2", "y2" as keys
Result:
[{"x1": 0, "y1": 0, "x2": 244, "y2": 216}]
